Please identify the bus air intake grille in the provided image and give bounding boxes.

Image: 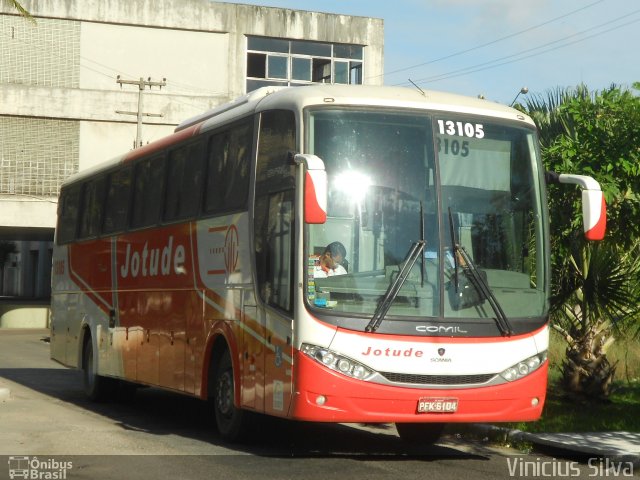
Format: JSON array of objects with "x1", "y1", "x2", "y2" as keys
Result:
[{"x1": 379, "y1": 372, "x2": 496, "y2": 386}]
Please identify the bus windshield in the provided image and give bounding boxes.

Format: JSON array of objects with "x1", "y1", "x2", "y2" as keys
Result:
[{"x1": 305, "y1": 108, "x2": 547, "y2": 324}]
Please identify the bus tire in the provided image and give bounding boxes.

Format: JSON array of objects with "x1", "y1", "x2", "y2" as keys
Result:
[
  {"x1": 213, "y1": 349, "x2": 246, "y2": 442},
  {"x1": 395, "y1": 422, "x2": 446, "y2": 444},
  {"x1": 82, "y1": 335, "x2": 114, "y2": 402}
]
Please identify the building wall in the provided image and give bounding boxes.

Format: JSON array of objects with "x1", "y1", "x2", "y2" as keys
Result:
[
  {"x1": 0, "y1": 0, "x2": 383, "y2": 307},
  {"x1": 0, "y1": 0, "x2": 384, "y2": 211}
]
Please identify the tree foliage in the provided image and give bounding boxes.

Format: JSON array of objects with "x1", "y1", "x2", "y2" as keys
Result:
[
  {"x1": 521, "y1": 83, "x2": 640, "y2": 397},
  {"x1": 553, "y1": 242, "x2": 640, "y2": 398},
  {"x1": 3, "y1": 0, "x2": 35, "y2": 22},
  {"x1": 524, "y1": 84, "x2": 640, "y2": 250}
]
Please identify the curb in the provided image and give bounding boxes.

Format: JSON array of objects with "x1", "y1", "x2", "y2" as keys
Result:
[{"x1": 468, "y1": 424, "x2": 640, "y2": 467}]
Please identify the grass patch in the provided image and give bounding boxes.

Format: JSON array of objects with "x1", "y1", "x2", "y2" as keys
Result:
[
  {"x1": 508, "y1": 381, "x2": 640, "y2": 434},
  {"x1": 547, "y1": 327, "x2": 640, "y2": 384},
  {"x1": 503, "y1": 329, "x2": 640, "y2": 434}
]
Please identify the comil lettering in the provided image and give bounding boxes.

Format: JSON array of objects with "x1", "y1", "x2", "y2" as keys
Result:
[{"x1": 120, "y1": 236, "x2": 186, "y2": 278}]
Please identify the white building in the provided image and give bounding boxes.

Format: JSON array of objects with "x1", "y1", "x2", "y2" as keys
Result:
[{"x1": 0, "y1": 0, "x2": 384, "y2": 326}]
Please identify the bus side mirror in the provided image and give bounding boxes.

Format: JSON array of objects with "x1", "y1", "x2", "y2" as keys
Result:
[
  {"x1": 294, "y1": 154, "x2": 327, "y2": 224},
  {"x1": 546, "y1": 172, "x2": 606, "y2": 241}
]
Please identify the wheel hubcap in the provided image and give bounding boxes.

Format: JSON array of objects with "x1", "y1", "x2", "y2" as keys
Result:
[{"x1": 216, "y1": 370, "x2": 233, "y2": 417}]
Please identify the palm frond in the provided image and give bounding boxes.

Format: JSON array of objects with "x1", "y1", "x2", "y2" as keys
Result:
[{"x1": 4, "y1": 1, "x2": 36, "y2": 23}]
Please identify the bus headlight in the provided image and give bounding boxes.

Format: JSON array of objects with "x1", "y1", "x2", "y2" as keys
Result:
[
  {"x1": 500, "y1": 351, "x2": 548, "y2": 382},
  {"x1": 301, "y1": 344, "x2": 373, "y2": 380}
]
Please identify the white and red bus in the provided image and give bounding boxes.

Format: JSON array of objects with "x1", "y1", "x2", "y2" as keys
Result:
[{"x1": 50, "y1": 85, "x2": 605, "y2": 442}]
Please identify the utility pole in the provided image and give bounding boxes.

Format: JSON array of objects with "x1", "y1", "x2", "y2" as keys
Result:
[{"x1": 115, "y1": 76, "x2": 166, "y2": 148}]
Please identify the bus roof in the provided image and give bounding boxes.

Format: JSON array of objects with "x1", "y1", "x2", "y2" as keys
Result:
[
  {"x1": 184, "y1": 84, "x2": 535, "y2": 135},
  {"x1": 62, "y1": 85, "x2": 534, "y2": 188}
]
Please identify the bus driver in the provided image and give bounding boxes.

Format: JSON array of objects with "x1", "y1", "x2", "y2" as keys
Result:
[{"x1": 312, "y1": 241, "x2": 348, "y2": 278}]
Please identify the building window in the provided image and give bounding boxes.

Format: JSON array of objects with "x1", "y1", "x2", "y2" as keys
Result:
[
  {"x1": 0, "y1": 117, "x2": 79, "y2": 196},
  {"x1": 246, "y1": 36, "x2": 363, "y2": 93}
]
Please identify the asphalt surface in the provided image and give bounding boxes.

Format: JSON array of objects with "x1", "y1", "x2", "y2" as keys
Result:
[{"x1": 1, "y1": 329, "x2": 638, "y2": 479}]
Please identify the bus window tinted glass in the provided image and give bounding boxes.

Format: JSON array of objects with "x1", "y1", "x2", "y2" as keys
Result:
[
  {"x1": 165, "y1": 143, "x2": 205, "y2": 222},
  {"x1": 131, "y1": 156, "x2": 165, "y2": 229},
  {"x1": 79, "y1": 178, "x2": 106, "y2": 239},
  {"x1": 103, "y1": 167, "x2": 131, "y2": 235},
  {"x1": 57, "y1": 185, "x2": 81, "y2": 244},
  {"x1": 255, "y1": 110, "x2": 296, "y2": 194},
  {"x1": 205, "y1": 119, "x2": 253, "y2": 213},
  {"x1": 254, "y1": 110, "x2": 297, "y2": 312}
]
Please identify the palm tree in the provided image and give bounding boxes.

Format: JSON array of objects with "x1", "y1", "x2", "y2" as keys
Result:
[
  {"x1": 552, "y1": 241, "x2": 640, "y2": 399},
  {"x1": 3, "y1": 0, "x2": 35, "y2": 22},
  {"x1": 522, "y1": 85, "x2": 640, "y2": 399},
  {"x1": 516, "y1": 86, "x2": 585, "y2": 150}
]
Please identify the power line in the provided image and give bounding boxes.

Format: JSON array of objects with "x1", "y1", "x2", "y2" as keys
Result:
[
  {"x1": 78, "y1": 55, "x2": 225, "y2": 96},
  {"x1": 0, "y1": 22, "x2": 231, "y2": 105},
  {"x1": 400, "y1": 10, "x2": 640, "y2": 87},
  {"x1": 374, "y1": 0, "x2": 606, "y2": 81}
]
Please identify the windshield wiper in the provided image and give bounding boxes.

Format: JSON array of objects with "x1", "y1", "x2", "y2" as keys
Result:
[
  {"x1": 420, "y1": 201, "x2": 426, "y2": 288},
  {"x1": 365, "y1": 240, "x2": 425, "y2": 333},
  {"x1": 447, "y1": 208, "x2": 514, "y2": 337},
  {"x1": 447, "y1": 208, "x2": 460, "y2": 292},
  {"x1": 456, "y1": 245, "x2": 514, "y2": 336}
]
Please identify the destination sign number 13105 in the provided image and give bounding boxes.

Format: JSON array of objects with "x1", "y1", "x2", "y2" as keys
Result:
[{"x1": 437, "y1": 119, "x2": 485, "y2": 139}]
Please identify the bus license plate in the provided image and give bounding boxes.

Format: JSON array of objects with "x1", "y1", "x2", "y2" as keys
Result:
[{"x1": 417, "y1": 397, "x2": 458, "y2": 413}]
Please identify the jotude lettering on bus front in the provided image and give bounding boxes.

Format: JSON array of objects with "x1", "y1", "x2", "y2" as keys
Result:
[{"x1": 120, "y1": 236, "x2": 186, "y2": 278}]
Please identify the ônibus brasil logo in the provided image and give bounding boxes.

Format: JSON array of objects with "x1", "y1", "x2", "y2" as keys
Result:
[{"x1": 8, "y1": 456, "x2": 73, "y2": 479}]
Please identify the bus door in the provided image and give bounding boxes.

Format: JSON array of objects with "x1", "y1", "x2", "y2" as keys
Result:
[
  {"x1": 241, "y1": 294, "x2": 265, "y2": 411},
  {"x1": 253, "y1": 190, "x2": 295, "y2": 416},
  {"x1": 263, "y1": 310, "x2": 293, "y2": 416},
  {"x1": 252, "y1": 108, "x2": 297, "y2": 415}
]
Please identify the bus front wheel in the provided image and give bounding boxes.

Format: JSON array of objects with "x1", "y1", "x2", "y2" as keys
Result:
[
  {"x1": 213, "y1": 350, "x2": 246, "y2": 442},
  {"x1": 395, "y1": 422, "x2": 446, "y2": 444}
]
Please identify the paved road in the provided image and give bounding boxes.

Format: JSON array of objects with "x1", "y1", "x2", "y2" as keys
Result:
[{"x1": 1, "y1": 330, "x2": 635, "y2": 480}]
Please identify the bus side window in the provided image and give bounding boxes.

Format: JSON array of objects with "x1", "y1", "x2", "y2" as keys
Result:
[
  {"x1": 131, "y1": 155, "x2": 165, "y2": 229},
  {"x1": 255, "y1": 191, "x2": 294, "y2": 311},
  {"x1": 254, "y1": 110, "x2": 296, "y2": 312},
  {"x1": 103, "y1": 167, "x2": 132, "y2": 235},
  {"x1": 78, "y1": 177, "x2": 107, "y2": 240},
  {"x1": 56, "y1": 184, "x2": 82, "y2": 244},
  {"x1": 204, "y1": 118, "x2": 253, "y2": 214},
  {"x1": 164, "y1": 142, "x2": 205, "y2": 222}
]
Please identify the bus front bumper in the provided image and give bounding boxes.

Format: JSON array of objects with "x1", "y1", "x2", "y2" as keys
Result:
[{"x1": 290, "y1": 350, "x2": 547, "y2": 423}]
